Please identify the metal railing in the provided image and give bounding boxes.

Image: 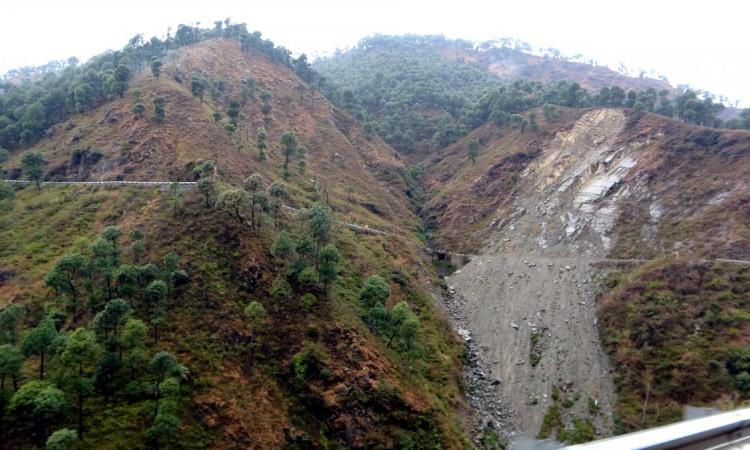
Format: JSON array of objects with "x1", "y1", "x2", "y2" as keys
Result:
[{"x1": 567, "y1": 408, "x2": 750, "y2": 450}]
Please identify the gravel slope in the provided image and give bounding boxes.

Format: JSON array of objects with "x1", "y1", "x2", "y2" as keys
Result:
[{"x1": 448, "y1": 256, "x2": 615, "y2": 436}]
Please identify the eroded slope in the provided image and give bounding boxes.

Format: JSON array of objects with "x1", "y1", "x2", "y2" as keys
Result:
[{"x1": 435, "y1": 109, "x2": 750, "y2": 440}]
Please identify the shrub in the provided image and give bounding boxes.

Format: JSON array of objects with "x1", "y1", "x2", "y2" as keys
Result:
[{"x1": 299, "y1": 293, "x2": 316, "y2": 312}]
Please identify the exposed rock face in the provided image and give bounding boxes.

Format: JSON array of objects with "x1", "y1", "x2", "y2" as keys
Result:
[
  {"x1": 436, "y1": 108, "x2": 750, "y2": 441},
  {"x1": 489, "y1": 108, "x2": 632, "y2": 257},
  {"x1": 448, "y1": 109, "x2": 632, "y2": 437}
]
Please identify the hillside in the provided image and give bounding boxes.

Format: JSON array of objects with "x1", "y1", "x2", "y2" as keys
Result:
[
  {"x1": 3, "y1": 22, "x2": 750, "y2": 450},
  {"x1": 315, "y1": 34, "x2": 745, "y2": 160},
  {"x1": 0, "y1": 36, "x2": 469, "y2": 449},
  {"x1": 469, "y1": 46, "x2": 671, "y2": 94},
  {"x1": 423, "y1": 107, "x2": 750, "y2": 441}
]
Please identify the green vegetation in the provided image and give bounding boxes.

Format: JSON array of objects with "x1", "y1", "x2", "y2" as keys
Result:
[
  {"x1": 529, "y1": 330, "x2": 543, "y2": 368},
  {"x1": 151, "y1": 96, "x2": 166, "y2": 124},
  {"x1": 467, "y1": 139, "x2": 479, "y2": 163},
  {"x1": 46, "y1": 428, "x2": 78, "y2": 450},
  {"x1": 0, "y1": 21, "x2": 320, "y2": 152},
  {"x1": 280, "y1": 131, "x2": 298, "y2": 180},
  {"x1": 316, "y1": 34, "x2": 745, "y2": 157},
  {"x1": 0, "y1": 158, "x2": 468, "y2": 448},
  {"x1": 537, "y1": 385, "x2": 597, "y2": 444},
  {"x1": 0, "y1": 196, "x2": 197, "y2": 447},
  {"x1": 479, "y1": 429, "x2": 506, "y2": 449},
  {"x1": 255, "y1": 127, "x2": 267, "y2": 162},
  {"x1": 599, "y1": 262, "x2": 750, "y2": 432},
  {"x1": 315, "y1": 35, "x2": 497, "y2": 153},
  {"x1": 21, "y1": 152, "x2": 46, "y2": 188}
]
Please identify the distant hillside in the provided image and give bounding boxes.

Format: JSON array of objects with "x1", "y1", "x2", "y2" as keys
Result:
[
  {"x1": 316, "y1": 35, "x2": 746, "y2": 157},
  {"x1": 464, "y1": 45, "x2": 671, "y2": 93},
  {"x1": 314, "y1": 35, "x2": 499, "y2": 155}
]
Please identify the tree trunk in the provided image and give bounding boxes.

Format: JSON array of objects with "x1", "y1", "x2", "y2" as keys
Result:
[
  {"x1": 249, "y1": 334, "x2": 255, "y2": 370},
  {"x1": 250, "y1": 197, "x2": 256, "y2": 229},
  {"x1": 39, "y1": 350, "x2": 45, "y2": 380},
  {"x1": 78, "y1": 392, "x2": 84, "y2": 437},
  {"x1": 387, "y1": 330, "x2": 398, "y2": 349},
  {"x1": 153, "y1": 390, "x2": 160, "y2": 419},
  {"x1": 77, "y1": 363, "x2": 85, "y2": 437}
]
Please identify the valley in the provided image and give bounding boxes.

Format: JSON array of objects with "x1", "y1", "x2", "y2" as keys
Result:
[{"x1": 0, "y1": 20, "x2": 749, "y2": 450}]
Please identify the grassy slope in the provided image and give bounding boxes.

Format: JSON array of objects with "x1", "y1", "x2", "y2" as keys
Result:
[
  {"x1": 599, "y1": 261, "x2": 750, "y2": 431},
  {"x1": 0, "y1": 38, "x2": 467, "y2": 449}
]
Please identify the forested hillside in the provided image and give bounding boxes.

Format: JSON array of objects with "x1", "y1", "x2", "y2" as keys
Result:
[
  {"x1": 315, "y1": 35, "x2": 750, "y2": 156},
  {"x1": 0, "y1": 24, "x2": 469, "y2": 449}
]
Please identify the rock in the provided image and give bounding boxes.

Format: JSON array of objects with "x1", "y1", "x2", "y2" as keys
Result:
[
  {"x1": 511, "y1": 322, "x2": 520, "y2": 330},
  {"x1": 457, "y1": 328, "x2": 472, "y2": 341}
]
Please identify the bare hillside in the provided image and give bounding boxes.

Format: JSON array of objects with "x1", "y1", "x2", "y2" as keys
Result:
[{"x1": 430, "y1": 109, "x2": 750, "y2": 440}]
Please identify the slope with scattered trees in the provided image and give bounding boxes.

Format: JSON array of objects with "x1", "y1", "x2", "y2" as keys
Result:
[{"x1": 0, "y1": 24, "x2": 469, "y2": 449}]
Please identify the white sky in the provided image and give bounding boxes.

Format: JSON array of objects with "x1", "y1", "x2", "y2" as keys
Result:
[{"x1": 2, "y1": 0, "x2": 749, "y2": 106}]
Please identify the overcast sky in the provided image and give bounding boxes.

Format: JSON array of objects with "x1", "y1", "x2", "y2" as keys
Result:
[{"x1": 3, "y1": 0, "x2": 749, "y2": 106}]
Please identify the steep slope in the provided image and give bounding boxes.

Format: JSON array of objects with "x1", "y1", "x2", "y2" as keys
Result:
[
  {"x1": 424, "y1": 108, "x2": 750, "y2": 441},
  {"x1": 4, "y1": 38, "x2": 415, "y2": 235},
  {"x1": 0, "y1": 37, "x2": 468, "y2": 449}
]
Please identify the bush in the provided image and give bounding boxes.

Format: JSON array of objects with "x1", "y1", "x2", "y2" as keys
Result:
[
  {"x1": 299, "y1": 293, "x2": 316, "y2": 312},
  {"x1": 270, "y1": 276, "x2": 292, "y2": 303},
  {"x1": 292, "y1": 341, "x2": 328, "y2": 381},
  {"x1": 359, "y1": 275, "x2": 390, "y2": 308},
  {"x1": 297, "y1": 266, "x2": 318, "y2": 287},
  {"x1": 46, "y1": 428, "x2": 77, "y2": 450}
]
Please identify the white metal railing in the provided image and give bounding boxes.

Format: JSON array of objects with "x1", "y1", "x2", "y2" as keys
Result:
[{"x1": 566, "y1": 408, "x2": 750, "y2": 450}]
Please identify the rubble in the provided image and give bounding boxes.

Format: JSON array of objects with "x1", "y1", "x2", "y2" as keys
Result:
[{"x1": 437, "y1": 285, "x2": 518, "y2": 445}]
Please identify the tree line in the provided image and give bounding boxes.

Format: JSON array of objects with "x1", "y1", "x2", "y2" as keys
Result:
[
  {"x1": 0, "y1": 19, "x2": 318, "y2": 153},
  {"x1": 315, "y1": 34, "x2": 750, "y2": 154}
]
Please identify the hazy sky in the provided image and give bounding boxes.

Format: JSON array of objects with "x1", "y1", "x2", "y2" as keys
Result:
[{"x1": 3, "y1": 0, "x2": 749, "y2": 106}]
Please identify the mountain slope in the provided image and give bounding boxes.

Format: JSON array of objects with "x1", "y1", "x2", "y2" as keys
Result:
[
  {"x1": 426, "y1": 108, "x2": 750, "y2": 440},
  {"x1": 0, "y1": 37, "x2": 468, "y2": 449},
  {"x1": 468, "y1": 46, "x2": 671, "y2": 94}
]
